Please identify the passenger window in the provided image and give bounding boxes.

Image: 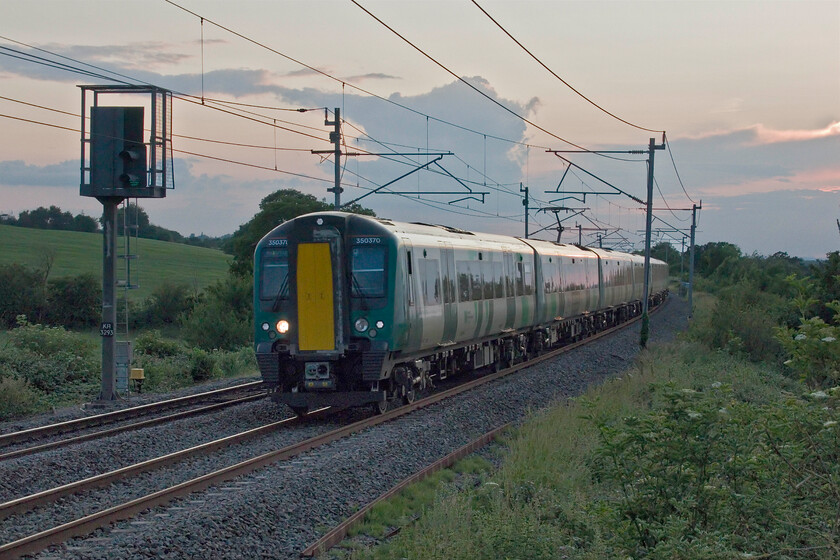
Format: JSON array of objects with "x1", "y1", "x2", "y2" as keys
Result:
[
  {"x1": 469, "y1": 261, "x2": 483, "y2": 301},
  {"x1": 492, "y1": 261, "x2": 504, "y2": 298},
  {"x1": 523, "y1": 262, "x2": 533, "y2": 296},
  {"x1": 515, "y1": 262, "x2": 524, "y2": 297},
  {"x1": 481, "y1": 261, "x2": 494, "y2": 299},
  {"x1": 457, "y1": 261, "x2": 471, "y2": 302},
  {"x1": 420, "y1": 259, "x2": 441, "y2": 306}
]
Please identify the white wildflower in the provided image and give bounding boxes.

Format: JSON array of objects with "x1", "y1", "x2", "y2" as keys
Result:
[
  {"x1": 823, "y1": 337, "x2": 837, "y2": 342},
  {"x1": 711, "y1": 381, "x2": 722, "y2": 389},
  {"x1": 810, "y1": 391, "x2": 829, "y2": 400},
  {"x1": 687, "y1": 410, "x2": 702, "y2": 419},
  {"x1": 783, "y1": 359, "x2": 793, "y2": 365},
  {"x1": 681, "y1": 388, "x2": 696, "y2": 394},
  {"x1": 719, "y1": 408, "x2": 728, "y2": 415},
  {"x1": 823, "y1": 421, "x2": 837, "y2": 428},
  {"x1": 795, "y1": 334, "x2": 807, "y2": 341}
]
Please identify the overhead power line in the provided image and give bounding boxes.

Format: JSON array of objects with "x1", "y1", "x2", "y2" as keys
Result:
[
  {"x1": 663, "y1": 133, "x2": 695, "y2": 203},
  {"x1": 161, "y1": 0, "x2": 550, "y2": 151},
  {"x1": 470, "y1": 0, "x2": 663, "y2": 134},
  {"x1": 350, "y1": 0, "x2": 590, "y2": 151},
  {"x1": 0, "y1": 36, "x2": 331, "y2": 142}
]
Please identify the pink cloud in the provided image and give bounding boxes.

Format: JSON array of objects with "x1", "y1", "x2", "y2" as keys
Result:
[
  {"x1": 700, "y1": 166, "x2": 840, "y2": 198},
  {"x1": 752, "y1": 121, "x2": 840, "y2": 144}
]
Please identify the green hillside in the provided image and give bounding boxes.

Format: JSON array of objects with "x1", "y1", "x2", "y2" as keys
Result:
[{"x1": 0, "y1": 225, "x2": 232, "y2": 300}]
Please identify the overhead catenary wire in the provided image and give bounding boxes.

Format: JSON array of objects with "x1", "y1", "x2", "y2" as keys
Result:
[
  {"x1": 471, "y1": 0, "x2": 664, "y2": 134},
  {"x1": 664, "y1": 133, "x2": 695, "y2": 203},
  {"x1": 2, "y1": 28, "x2": 541, "y2": 206},
  {"x1": 161, "y1": 0, "x2": 550, "y2": 151},
  {"x1": 0, "y1": 95, "x2": 315, "y2": 152},
  {"x1": 2, "y1": 107, "x2": 542, "y2": 227},
  {"x1": 1, "y1": 16, "x2": 682, "y2": 236},
  {"x1": 0, "y1": 36, "x2": 332, "y2": 142},
  {"x1": 350, "y1": 0, "x2": 592, "y2": 152}
]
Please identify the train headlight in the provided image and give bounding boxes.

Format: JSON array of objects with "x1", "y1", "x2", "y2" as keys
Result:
[
  {"x1": 277, "y1": 320, "x2": 290, "y2": 334},
  {"x1": 354, "y1": 317, "x2": 369, "y2": 332},
  {"x1": 261, "y1": 322, "x2": 270, "y2": 331},
  {"x1": 375, "y1": 320, "x2": 385, "y2": 329}
]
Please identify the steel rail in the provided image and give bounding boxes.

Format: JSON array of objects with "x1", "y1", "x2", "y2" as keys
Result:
[
  {"x1": 0, "y1": 393, "x2": 265, "y2": 462},
  {"x1": 0, "y1": 380, "x2": 264, "y2": 447},
  {"x1": 301, "y1": 423, "x2": 512, "y2": 557},
  {"x1": 302, "y1": 297, "x2": 669, "y2": 556},
  {"x1": 0, "y1": 408, "x2": 329, "y2": 522},
  {"x1": 0, "y1": 298, "x2": 665, "y2": 559}
]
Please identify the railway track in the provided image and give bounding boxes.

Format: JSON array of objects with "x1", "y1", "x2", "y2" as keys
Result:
[
  {"x1": 0, "y1": 381, "x2": 266, "y2": 461},
  {"x1": 0, "y1": 304, "x2": 661, "y2": 559}
]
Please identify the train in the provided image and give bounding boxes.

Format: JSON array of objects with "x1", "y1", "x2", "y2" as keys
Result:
[{"x1": 253, "y1": 211, "x2": 669, "y2": 415}]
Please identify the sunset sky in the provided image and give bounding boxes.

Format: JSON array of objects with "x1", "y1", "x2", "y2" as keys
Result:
[{"x1": 1, "y1": 0, "x2": 838, "y2": 258}]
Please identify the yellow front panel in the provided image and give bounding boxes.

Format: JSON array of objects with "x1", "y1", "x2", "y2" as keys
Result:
[{"x1": 297, "y1": 243, "x2": 335, "y2": 351}]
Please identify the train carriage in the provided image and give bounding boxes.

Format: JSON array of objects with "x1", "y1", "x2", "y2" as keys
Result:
[{"x1": 254, "y1": 211, "x2": 668, "y2": 414}]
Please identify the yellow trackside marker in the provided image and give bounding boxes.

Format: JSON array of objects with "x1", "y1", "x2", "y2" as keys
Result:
[{"x1": 297, "y1": 243, "x2": 335, "y2": 351}]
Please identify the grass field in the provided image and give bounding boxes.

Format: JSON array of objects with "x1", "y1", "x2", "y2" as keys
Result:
[{"x1": 0, "y1": 225, "x2": 231, "y2": 300}]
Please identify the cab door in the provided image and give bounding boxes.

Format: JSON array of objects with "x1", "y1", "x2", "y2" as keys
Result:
[{"x1": 296, "y1": 242, "x2": 335, "y2": 351}]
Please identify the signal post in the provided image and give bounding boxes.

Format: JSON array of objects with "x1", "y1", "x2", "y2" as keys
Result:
[{"x1": 79, "y1": 85, "x2": 173, "y2": 401}]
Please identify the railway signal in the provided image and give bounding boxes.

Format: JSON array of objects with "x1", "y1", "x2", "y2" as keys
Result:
[{"x1": 80, "y1": 85, "x2": 173, "y2": 402}]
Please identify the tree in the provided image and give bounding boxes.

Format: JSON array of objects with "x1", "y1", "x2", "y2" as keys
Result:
[
  {"x1": 17, "y1": 206, "x2": 74, "y2": 230},
  {"x1": 115, "y1": 203, "x2": 183, "y2": 242},
  {"x1": 694, "y1": 241, "x2": 742, "y2": 277},
  {"x1": 72, "y1": 213, "x2": 99, "y2": 233},
  {"x1": 225, "y1": 189, "x2": 375, "y2": 276},
  {"x1": 0, "y1": 264, "x2": 46, "y2": 327}
]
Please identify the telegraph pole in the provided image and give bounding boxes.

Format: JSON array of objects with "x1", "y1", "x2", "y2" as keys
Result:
[
  {"x1": 325, "y1": 108, "x2": 342, "y2": 209},
  {"x1": 520, "y1": 183, "x2": 529, "y2": 238},
  {"x1": 640, "y1": 137, "x2": 665, "y2": 347},
  {"x1": 688, "y1": 201, "x2": 702, "y2": 317}
]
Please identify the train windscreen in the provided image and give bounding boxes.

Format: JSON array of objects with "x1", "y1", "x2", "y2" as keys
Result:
[
  {"x1": 259, "y1": 247, "x2": 289, "y2": 301},
  {"x1": 351, "y1": 246, "x2": 386, "y2": 298}
]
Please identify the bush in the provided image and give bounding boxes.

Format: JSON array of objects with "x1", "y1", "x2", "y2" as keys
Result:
[
  {"x1": 0, "y1": 264, "x2": 46, "y2": 327},
  {"x1": 1, "y1": 318, "x2": 98, "y2": 392},
  {"x1": 0, "y1": 377, "x2": 41, "y2": 420},
  {"x1": 139, "y1": 282, "x2": 197, "y2": 327},
  {"x1": 181, "y1": 275, "x2": 252, "y2": 351},
  {"x1": 132, "y1": 353, "x2": 192, "y2": 392},
  {"x1": 212, "y1": 346, "x2": 256, "y2": 378},
  {"x1": 589, "y1": 382, "x2": 840, "y2": 558},
  {"x1": 134, "y1": 330, "x2": 184, "y2": 358},
  {"x1": 45, "y1": 273, "x2": 100, "y2": 328},
  {"x1": 188, "y1": 348, "x2": 215, "y2": 382},
  {"x1": 690, "y1": 281, "x2": 784, "y2": 362}
]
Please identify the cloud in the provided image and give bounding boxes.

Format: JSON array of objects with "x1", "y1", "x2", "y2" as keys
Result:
[
  {"x1": 0, "y1": 159, "x2": 76, "y2": 187},
  {"x1": 343, "y1": 72, "x2": 400, "y2": 82},
  {"x1": 696, "y1": 188, "x2": 839, "y2": 259},
  {"x1": 751, "y1": 121, "x2": 840, "y2": 144}
]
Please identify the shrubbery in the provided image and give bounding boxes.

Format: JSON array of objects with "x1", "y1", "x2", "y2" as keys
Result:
[
  {"x1": 689, "y1": 280, "x2": 785, "y2": 362},
  {"x1": 589, "y1": 382, "x2": 840, "y2": 557},
  {"x1": 181, "y1": 274, "x2": 252, "y2": 351},
  {"x1": 132, "y1": 329, "x2": 255, "y2": 391},
  {"x1": 136, "y1": 282, "x2": 198, "y2": 327},
  {"x1": 0, "y1": 317, "x2": 100, "y2": 416},
  {"x1": 44, "y1": 273, "x2": 99, "y2": 328},
  {"x1": 0, "y1": 264, "x2": 46, "y2": 327}
]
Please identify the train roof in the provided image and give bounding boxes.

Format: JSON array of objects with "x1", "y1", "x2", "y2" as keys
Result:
[{"x1": 286, "y1": 212, "x2": 664, "y2": 265}]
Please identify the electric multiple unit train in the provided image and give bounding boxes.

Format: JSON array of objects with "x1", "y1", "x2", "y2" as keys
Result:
[{"x1": 254, "y1": 211, "x2": 668, "y2": 414}]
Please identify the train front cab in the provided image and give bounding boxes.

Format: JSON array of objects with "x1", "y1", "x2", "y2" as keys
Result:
[{"x1": 254, "y1": 212, "x2": 398, "y2": 413}]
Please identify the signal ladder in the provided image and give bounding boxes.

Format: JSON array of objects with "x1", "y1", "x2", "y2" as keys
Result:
[{"x1": 115, "y1": 199, "x2": 140, "y2": 392}]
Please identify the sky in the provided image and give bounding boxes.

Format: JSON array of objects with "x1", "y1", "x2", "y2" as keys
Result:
[{"x1": 1, "y1": 0, "x2": 838, "y2": 259}]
